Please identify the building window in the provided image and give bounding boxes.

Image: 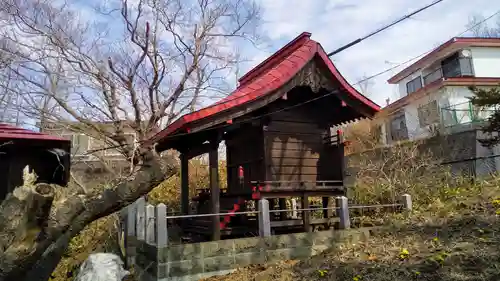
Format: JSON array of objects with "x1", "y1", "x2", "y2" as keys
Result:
[
  {"x1": 64, "y1": 134, "x2": 89, "y2": 156},
  {"x1": 441, "y1": 52, "x2": 474, "y2": 78},
  {"x1": 406, "y1": 76, "x2": 423, "y2": 94},
  {"x1": 417, "y1": 100, "x2": 440, "y2": 127},
  {"x1": 104, "y1": 133, "x2": 136, "y2": 156},
  {"x1": 389, "y1": 112, "x2": 408, "y2": 141}
]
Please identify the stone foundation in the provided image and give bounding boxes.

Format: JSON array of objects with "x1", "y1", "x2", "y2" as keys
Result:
[{"x1": 133, "y1": 228, "x2": 370, "y2": 281}]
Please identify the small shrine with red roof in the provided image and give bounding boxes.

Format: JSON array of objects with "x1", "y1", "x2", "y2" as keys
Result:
[
  {"x1": 0, "y1": 123, "x2": 71, "y2": 201},
  {"x1": 150, "y1": 32, "x2": 380, "y2": 240}
]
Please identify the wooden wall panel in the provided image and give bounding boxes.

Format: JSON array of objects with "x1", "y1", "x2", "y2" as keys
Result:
[
  {"x1": 263, "y1": 100, "x2": 344, "y2": 188},
  {"x1": 225, "y1": 124, "x2": 265, "y2": 195}
]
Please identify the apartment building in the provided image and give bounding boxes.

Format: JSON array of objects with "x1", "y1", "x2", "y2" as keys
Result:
[
  {"x1": 377, "y1": 37, "x2": 500, "y2": 144},
  {"x1": 42, "y1": 121, "x2": 139, "y2": 162}
]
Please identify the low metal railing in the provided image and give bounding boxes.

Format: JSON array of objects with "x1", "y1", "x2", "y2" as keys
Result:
[{"x1": 120, "y1": 194, "x2": 412, "y2": 248}]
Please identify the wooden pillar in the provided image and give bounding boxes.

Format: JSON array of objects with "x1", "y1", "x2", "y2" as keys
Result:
[
  {"x1": 337, "y1": 129, "x2": 346, "y2": 185},
  {"x1": 279, "y1": 198, "x2": 287, "y2": 220},
  {"x1": 209, "y1": 142, "x2": 221, "y2": 240},
  {"x1": 180, "y1": 153, "x2": 189, "y2": 215},
  {"x1": 302, "y1": 194, "x2": 311, "y2": 232},
  {"x1": 268, "y1": 198, "x2": 275, "y2": 220},
  {"x1": 322, "y1": 197, "x2": 332, "y2": 229}
]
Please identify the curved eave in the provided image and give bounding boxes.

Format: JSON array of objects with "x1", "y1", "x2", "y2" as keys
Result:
[{"x1": 150, "y1": 34, "x2": 381, "y2": 146}]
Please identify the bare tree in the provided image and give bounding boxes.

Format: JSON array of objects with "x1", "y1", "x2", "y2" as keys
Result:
[
  {"x1": 0, "y1": 0, "x2": 261, "y2": 280},
  {"x1": 466, "y1": 14, "x2": 500, "y2": 38},
  {"x1": 0, "y1": 39, "x2": 19, "y2": 124}
]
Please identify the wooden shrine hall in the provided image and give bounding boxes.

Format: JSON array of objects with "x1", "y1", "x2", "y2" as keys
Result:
[{"x1": 150, "y1": 32, "x2": 380, "y2": 240}]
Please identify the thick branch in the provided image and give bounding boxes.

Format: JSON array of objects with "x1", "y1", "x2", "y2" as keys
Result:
[{"x1": 0, "y1": 149, "x2": 176, "y2": 281}]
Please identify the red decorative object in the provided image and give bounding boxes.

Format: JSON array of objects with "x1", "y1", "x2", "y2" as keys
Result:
[
  {"x1": 252, "y1": 192, "x2": 260, "y2": 200},
  {"x1": 238, "y1": 166, "x2": 244, "y2": 180}
]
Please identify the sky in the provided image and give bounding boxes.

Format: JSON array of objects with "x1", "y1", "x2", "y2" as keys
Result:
[
  {"x1": 7, "y1": 0, "x2": 500, "y2": 130},
  {"x1": 236, "y1": 0, "x2": 500, "y2": 107},
  {"x1": 61, "y1": 0, "x2": 500, "y2": 109}
]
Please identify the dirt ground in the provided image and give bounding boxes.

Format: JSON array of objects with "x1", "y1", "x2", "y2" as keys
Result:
[{"x1": 203, "y1": 208, "x2": 500, "y2": 281}]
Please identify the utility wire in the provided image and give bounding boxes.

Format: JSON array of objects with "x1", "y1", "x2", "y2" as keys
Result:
[
  {"x1": 92, "y1": 9, "x2": 500, "y2": 153},
  {"x1": 167, "y1": 1, "x2": 447, "y2": 117},
  {"x1": 356, "y1": 9, "x2": 500, "y2": 86},
  {"x1": 327, "y1": 0, "x2": 446, "y2": 57},
  {"x1": 148, "y1": 8, "x2": 500, "y2": 142}
]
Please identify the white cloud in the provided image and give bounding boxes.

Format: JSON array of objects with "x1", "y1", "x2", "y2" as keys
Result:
[
  {"x1": 70, "y1": 0, "x2": 500, "y2": 108},
  {"x1": 239, "y1": 0, "x2": 500, "y2": 106}
]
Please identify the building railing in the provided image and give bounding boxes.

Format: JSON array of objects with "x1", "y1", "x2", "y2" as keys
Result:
[
  {"x1": 422, "y1": 57, "x2": 474, "y2": 86},
  {"x1": 423, "y1": 67, "x2": 443, "y2": 85},
  {"x1": 440, "y1": 101, "x2": 497, "y2": 128}
]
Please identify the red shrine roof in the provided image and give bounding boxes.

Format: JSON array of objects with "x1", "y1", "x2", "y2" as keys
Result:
[
  {"x1": 152, "y1": 32, "x2": 380, "y2": 141},
  {"x1": 0, "y1": 123, "x2": 68, "y2": 142}
]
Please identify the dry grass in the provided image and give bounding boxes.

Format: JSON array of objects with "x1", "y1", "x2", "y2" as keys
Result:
[
  {"x1": 205, "y1": 177, "x2": 500, "y2": 281},
  {"x1": 148, "y1": 158, "x2": 227, "y2": 209},
  {"x1": 50, "y1": 118, "x2": 498, "y2": 281},
  {"x1": 204, "y1": 120, "x2": 500, "y2": 281},
  {"x1": 50, "y1": 158, "x2": 227, "y2": 280}
]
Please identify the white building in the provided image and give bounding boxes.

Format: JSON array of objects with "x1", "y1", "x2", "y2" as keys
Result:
[{"x1": 379, "y1": 37, "x2": 500, "y2": 144}]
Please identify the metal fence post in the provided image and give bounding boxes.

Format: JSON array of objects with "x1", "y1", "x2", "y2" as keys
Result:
[
  {"x1": 400, "y1": 194, "x2": 412, "y2": 212},
  {"x1": 336, "y1": 196, "x2": 350, "y2": 229},
  {"x1": 156, "y1": 203, "x2": 168, "y2": 247},
  {"x1": 136, "y1": 197, "x2": 146, "y2": 241},
  {"x1": 145, "y1": 204, "x2": 155, "y2": 245},
  {"x1": 258, "y1": 199, "x2": 271, "y2": 237}
]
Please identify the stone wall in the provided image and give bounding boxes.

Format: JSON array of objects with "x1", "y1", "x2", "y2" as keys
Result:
[
  {"x1": 344, "y1": 129, "x2": 481, "y2": 185},
  {"x1": 134, "y1": 228, "x2": 370, "y2": 281}
]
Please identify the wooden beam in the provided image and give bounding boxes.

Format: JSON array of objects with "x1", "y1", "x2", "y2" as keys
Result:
[
  {"x1": 209, "y1": 141, "x2": 221, "y2": 240},
  {"x1": 270, "y1": 217, "x2": 340, "y2": 227},
  {"x1": 259, "y1": 190, "x2": 345, "y2": 198},
  {"x1": 180, "y1": 153, "x2": 189, "y2": 216},
  {"x1": 184, "y1": 142, "x2": 212, "y2": 159}
]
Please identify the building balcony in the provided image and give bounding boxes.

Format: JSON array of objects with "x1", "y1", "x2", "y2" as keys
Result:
[
  {"x1": 440, "y1": 101, "x2": 496, "y2": 128},
  {"x1": 423, "y1": 57, "x2": 474, "y2": 86}
]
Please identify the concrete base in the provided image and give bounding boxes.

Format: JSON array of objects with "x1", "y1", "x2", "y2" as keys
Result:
[
  {"x1": 158, "y1": 269, "x2": 236, "y2": 281},
  {"x1": 133, "y1": 228, "x2": 370, "y2": 280}
]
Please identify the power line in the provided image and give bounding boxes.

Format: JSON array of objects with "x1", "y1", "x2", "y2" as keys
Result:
[
  {"x1": 178, "y1": 1, "x2": 446, "y2": 117},
  {"x1": 355, "y1": 9, "x2": 500, "y2": 86},
  {"x1": 152, "y1": 9, "x2": 500, "y2": 142},
  {"x1": 327, "y1": 0, "x2": 446, "y2": 57},
  {"x1": 93, "y1": 9, "x2": 500, "y2": 152}
]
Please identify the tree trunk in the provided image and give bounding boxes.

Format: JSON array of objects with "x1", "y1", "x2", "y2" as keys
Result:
[{"x1": 0, "y1": 149, "x2": 175, "y2": 281}]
